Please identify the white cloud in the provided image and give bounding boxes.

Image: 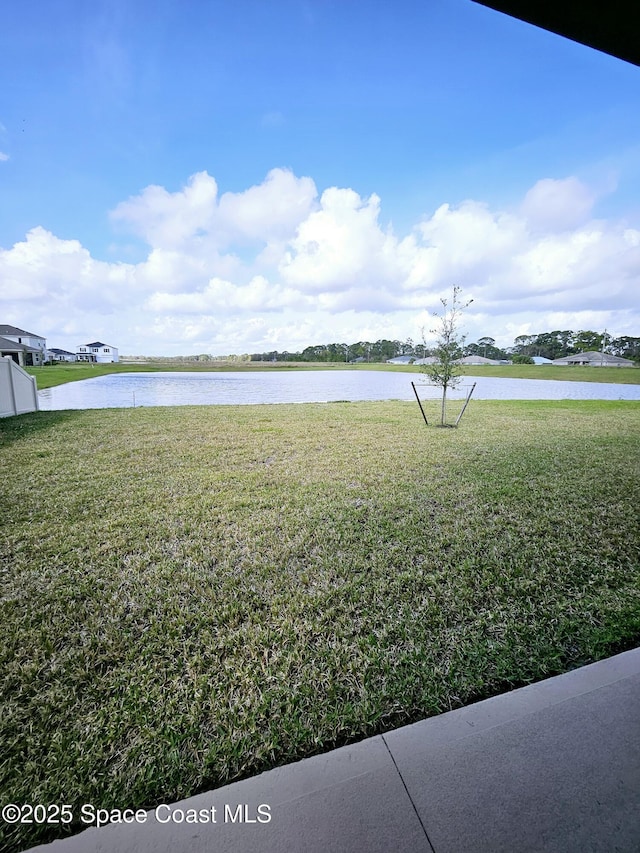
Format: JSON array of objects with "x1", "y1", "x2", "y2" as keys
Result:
[
  {"x1": 520, "y1": 177, "x2": 596, "y2": 232},
  {"x1": 110, "y1": 172, "x2": 220, "y2": 250},
  {"x1": 0, "y1": 227, "x2": 119, "y2": 301},
  {"x1": 0, "y1": 227, "x2": 136, "y2": 336},
  {"x1": 0, "y1": 152, "x2": 9, "y2": 162},
  {"x1": 218, "y1": 168, "x2": 317, "y2": 245},
  {"x1": 1, "y1": 170, "x2": 639, "y2": 354},
  {"x1": 111, "y1": 167, "x2": 317, "y2": 254},
  {"x1": 280, "y1": 188, "x2": 397, "y2": 292},
  {"x1": 147, "y1": 275, "x2": 307, "y2": 314}
]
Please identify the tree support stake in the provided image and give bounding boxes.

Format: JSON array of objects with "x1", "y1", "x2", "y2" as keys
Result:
[
  {"x1": 411, "y1": 381, "x2": 428, "y2": 426},
  {"x1": 455, "y1": 382, "x2": 476, "y2": 426}
]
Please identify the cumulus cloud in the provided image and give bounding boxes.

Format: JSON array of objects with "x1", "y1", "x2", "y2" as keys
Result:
[
  {"x1": 279, "y1": 188, "x2": 398, "y2": 293},
  {"x1": 110, "y1": 172, "x2": 220, "y2": 250},
  {"x1": 0, "y1": 227, "x2": 135, "y2": 308},
  {"x1": 111, "y1": 167, "x2": 317, "y2": 253},
  {"x1": 0, "y1": 152, "x2": 8, "y2": 162},
  {"x1": 2, "y1": 169, "x2": 639, "y2": 354},
  {"x1": 219, "y1": 168, "x2": 317, "y2": 244},
  {"x1": 520, "y1": 177, "x2": 596, "y2": 232},
  {"x1": 147, "y1": 275, "x2": 307, "y2": 314}
]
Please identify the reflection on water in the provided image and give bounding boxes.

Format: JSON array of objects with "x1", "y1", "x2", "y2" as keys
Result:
[{"x1": 37, "y1": 370, "x2": 640, "y2": 411}]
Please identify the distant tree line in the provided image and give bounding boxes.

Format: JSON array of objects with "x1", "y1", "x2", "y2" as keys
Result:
[
  {"x1": 510, "y1": 331, "x2": 640, "y2": 361},
  {"x1": 124, "y1": 330, "x2": 640, "y2": 364},
  {"x1": 123, "y1": 353, "x2": 252, "y2": 363},
  {"x1": 248, "y1": 330, "x2": 640, "y2": 364},
  {"x1": 250, "y1": 340, "x2": 413, "y2": 363}
]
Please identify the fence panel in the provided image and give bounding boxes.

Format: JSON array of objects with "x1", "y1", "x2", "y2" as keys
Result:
[{"x1": 0, "y1": 356, "x2": 39, "y2": 417}]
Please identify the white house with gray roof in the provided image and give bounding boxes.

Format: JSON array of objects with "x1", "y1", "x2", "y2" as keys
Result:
[
  {"x1": 552, "y1": 351, "x2": 634, "y2": 367},
  {"x1": 0, "y1": 325, "x2": 46, "y2": 366},
  {"x1": 76, "y1": 341, "x2": 119, "y2": 363},
  {"x1": 47, "y1": 348, "x2": 77, "y2": 362}
]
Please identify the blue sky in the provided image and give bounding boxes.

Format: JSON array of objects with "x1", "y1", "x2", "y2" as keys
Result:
[{"x1": 1, "y1": 0, "x2": 639, "y2": 355}]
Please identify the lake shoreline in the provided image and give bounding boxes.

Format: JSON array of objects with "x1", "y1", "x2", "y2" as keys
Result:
[
  {"x1": 26, "y1": 360, "x2": 640, "y2": 391},
  {"x1": 37, "y1": 368, "x2": 640, "y2": 411}
]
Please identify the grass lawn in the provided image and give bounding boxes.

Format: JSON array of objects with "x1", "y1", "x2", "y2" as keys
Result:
[
  {"x1": 1, "y1": 400, "x2": 639, "y2": 850},
  {"x1": 25, "y1": 360, "x2": 640, "y2": 390}
]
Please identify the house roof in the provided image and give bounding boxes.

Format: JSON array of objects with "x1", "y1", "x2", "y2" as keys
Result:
[
  {"x1": 553, "y1": 351, "x2": 633, "y2": 365},
  {"x1": 0, "y1": 335, "x2": 24, "y2": 351},
  {"x1": 48, "y1": 348, "x2": 75, "y2": 355},
  {"x1": 457, "y1": 355, "x2": 500, "y2": 365},
  {"x1": 0, "y1": 324, "x2": 42, "y2": 338},
  {"x1": 82, "y1": 341, "x2": 112, "y2": 348},
  {"x1": 0, "y1": 335, "x2": 40, "y2": 353}
]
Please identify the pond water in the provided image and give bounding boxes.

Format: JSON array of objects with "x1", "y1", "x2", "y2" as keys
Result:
[{"x1": 37, "y1": 370, "x2": 640, "y2": 410}]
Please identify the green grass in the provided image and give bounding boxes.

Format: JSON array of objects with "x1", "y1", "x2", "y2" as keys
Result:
[
  {"x1": 460, "y1": 363, "x2": 640, "y2": 384},
  {"x1": 1, "y1": 400, "x2": 639, "y2": 851},
  {"x1": 25, "y1": 360, "x2": 640, "y2": 390}
]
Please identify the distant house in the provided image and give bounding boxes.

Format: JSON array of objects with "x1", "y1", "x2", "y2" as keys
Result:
[
  {"x1": 387, "y1": 355, "x2": 415, "y2": 365},
  {"x1": 76, "y1": 342, "x2": 119, "y2": 363},
  {"x1": 0, "y1": 325, "x2": 46, "y2": 366},
  {"x1": 47, "y1": 348, "x2": 77, "y2": 363},
  {"x1": 531, "y1": 356, "x2": 553, "y2": 365},
  {"x1": 456, "y1": 355, "x2": 501, "y2": 366},
  {"x1": 0, "y1": 335, "x2": 37, "y2": 366},
  {"x1": 0, "y1": 335, "x2": 36, "y2": 366},
  {"x1": 552, "y1": 351, "x2": 634, "y2": 367}
]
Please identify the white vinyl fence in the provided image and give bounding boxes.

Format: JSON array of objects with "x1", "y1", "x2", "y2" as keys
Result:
[{"x1": 0, "y1": 356, "x2": 39, "y2": 417}]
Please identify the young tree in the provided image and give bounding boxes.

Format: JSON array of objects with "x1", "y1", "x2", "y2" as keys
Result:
[{"x1": 422, "y1": 285, "x2": 473, "y2": 426}]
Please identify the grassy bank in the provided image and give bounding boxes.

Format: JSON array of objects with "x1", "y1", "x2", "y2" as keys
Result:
[
  {"x1": 462, "y1": 363, "x2": 640, "y2": 384},
  {"x1": 25, "y1": 360, "x2": 640, "y2": 390},
  {"x1": 1, "y1": 400, "x2": 639, "y2": 850}
]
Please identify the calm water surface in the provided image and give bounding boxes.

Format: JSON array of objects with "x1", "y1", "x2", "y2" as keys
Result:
[{"x1": 37, "y1": 370, "x2": 640, "y2": 410}]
